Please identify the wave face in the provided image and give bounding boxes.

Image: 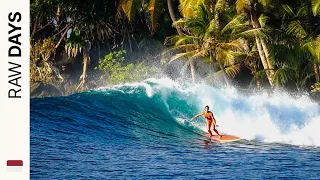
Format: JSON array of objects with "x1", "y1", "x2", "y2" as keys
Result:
[
  {"x1": 31, "y1": 78, "x2": 320, "y2": 146},
  {"x1": 30, "y1": 78, "x2": 320, "y2": 178}
]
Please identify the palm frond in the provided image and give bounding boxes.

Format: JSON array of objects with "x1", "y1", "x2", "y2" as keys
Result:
[
  {"x1": 95, "y1": 20, "x2": 114, "y2": 41},
  {"x1": 271, "y1": 43, "x2": 308, "y2": 69},
  {"x1": 281, "y1": 4, "x2": 295, "y2": 16},
  {"x1": 303, "y1": 37, "x2": 320, "y2": 62},
  {"x1": 186, "y1": 19, "x2": 207, "y2": 35},
  {"x1": 172, "y1": 18, "x2": 187, "y2": 28},
  {"x1": 175, "y1": 35, "x2": 200, "y2": 46},
  {"x1": 170, "y1": 50, "x2": 198, "y2": 62},
  {"x1": 297, "y1": 3, "x2": 308, "y2": 17},
  {"x1": 225, "y1": 64, "x2": 241, "y2": 78},
  {"x1": 301, "y1": 73, "x2": 315, "y2": 87},
  {"x1": 287, "y1": 20, "x2": 307, "y2": 38},
  {"x1": 179, "y1": 0, "x2": 204, "y2": 17},
  {"x1": 165, "y1": 34, "x2": 199, "y2": 46},
  {"x1": 218, "y1": 40, "x2": 244, "y2": 50},
  {"x1": 221, "y1": 14, "x2": 247, "y2": 34},
  {"x1": 183, "y1": 4, "x2": 212, "y2": 36},
  {"x1": 214, "y1": 0, "x2": 227, "y2": 13},
  {"x1": 258, "y1": 14, "x2": 269, "y2": 28},
  {"x1": 205, "y1": 17, "x2": 218, "y2": 36},
  {"x1": 215, "y1": 64, "x2": 241, "y2": 78},
  {"x1": 217, "y1": 48, "x2": 237, "y2": 66},
  {"x1": 174, "y1": 44, "x2": 200, "y2": 50},
  {"x1": 236, "y1": 0, "x2": 251, "y2": 13},
  {"x1": 238, "y1": 28, "x2": 267, "y2": 39},
  {"x1": 273, "y1": 67, "x2": 294, "y2": 86},
  {"x1": 164, "y1": 35, "x2": 179, "y2": 46},
  {"x1": 191, "y1": 50, "x2": 205, "y2": 58},
  {"x1": 312, "y1": 0, "x2": 320, "y2": 16}
]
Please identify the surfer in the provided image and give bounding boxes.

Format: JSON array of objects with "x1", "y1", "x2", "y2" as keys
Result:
[{"x1": 191, "y1": 105, "x2": 222, "y2": 138}]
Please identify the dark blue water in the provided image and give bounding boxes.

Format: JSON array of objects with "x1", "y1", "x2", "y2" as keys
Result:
[{"x1": 31, "y1": 79, "x2": 320, "y2": 179}]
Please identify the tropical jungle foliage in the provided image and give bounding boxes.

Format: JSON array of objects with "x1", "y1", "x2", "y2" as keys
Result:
[
  {"x1": 95, "y1": 50, "x2": 159, "y2": 84},
  {"x1": 30, "y1": 0, "x2": 320, "y2": 95}
]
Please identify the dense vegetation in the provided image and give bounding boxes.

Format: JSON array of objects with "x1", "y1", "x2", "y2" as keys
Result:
[{"x1": 30, "y1": 0, "x2": 320, "y2": 96}]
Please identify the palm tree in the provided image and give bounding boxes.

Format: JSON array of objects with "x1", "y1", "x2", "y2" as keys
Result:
[
  {"x1": 177, "y1": 0, "x2": 207, "y2": 82},
  {"x1": 166, "y1": 4, "x2": 244, "y2": 86},
  {"x1": 234, "y1": 0, "x2": 277, "y2": 86},
  {"x1": 117, "y1": 0, "x2": 181, "y2": 33},
  {"x1": 30, "y1": 0, "x2": 72, "y2": 82},
  {"x1": 64, "y1": 0, "x2": 116, "y2": 91},
  {"x1": 279, "y1": 2, "x2": 320, "y2": 87},
  {"x1": 117, "y1": 0, "x2": 201, "y2": 82},
  {"x1": 30, "y1": 0, "x2": 60, "y2": 40},
  {"x1": 271, "y1": 43, "x2": 313, "y2": 91},
  {"x1": 303, "y1": 36, "x2": 320, "y2": 83}
]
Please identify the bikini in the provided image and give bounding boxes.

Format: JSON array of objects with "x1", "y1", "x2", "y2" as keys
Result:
[{"x1": 205, "y1": 113, "x2": 213, "y2": 122}]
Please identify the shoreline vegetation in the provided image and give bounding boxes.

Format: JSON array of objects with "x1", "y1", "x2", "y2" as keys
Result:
[{"x1": 30, "y1": 0, "x2": 320, "y2": 100}]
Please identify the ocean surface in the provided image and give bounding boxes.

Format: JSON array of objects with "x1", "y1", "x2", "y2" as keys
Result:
[{"x1": 31, "y1": 78, "x2": 320, "y2": 179}]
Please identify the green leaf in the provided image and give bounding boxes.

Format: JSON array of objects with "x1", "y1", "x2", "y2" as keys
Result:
[
  {"x1": 287, "y1": 20, "x2": 307, "y2": 38},
  {"x1": 273, "y1": 67, "x2": 293, "y2": 86},
  {"x1": 221, "y1": 14, "x2": 247, "y2": 34},
  {"x1": 312, "y1": 0, "x2": 320, "y2": 16}
]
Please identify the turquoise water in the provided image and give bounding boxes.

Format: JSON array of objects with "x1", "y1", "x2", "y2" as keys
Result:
[{"x1": 31, "y1": 78, "x2": 320, "y2": 179}]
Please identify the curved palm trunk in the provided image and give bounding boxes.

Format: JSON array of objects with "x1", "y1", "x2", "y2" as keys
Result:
[
  {"x1": 76, "y1": 43, "x2": 91, "y2": 91},
  {"x1": 251, "y1": 13, "x2": 274, "y2": 86},
  {"x1": 255, "y1": 35, "x2": 273, "y2": 86},
  {"x1": 167, "y1": 0, "x2": 196, "y2": 82},
  {"x1": 167, "y1": 0, "x2": 182, "y2": 35},
  {"x1": 260, "y1": 38, "x2": 275, "y2": 78}
]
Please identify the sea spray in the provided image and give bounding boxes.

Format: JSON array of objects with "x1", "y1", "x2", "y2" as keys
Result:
[{"x1": 94, "y1": 78, "x2": 320, "y2": 146}]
